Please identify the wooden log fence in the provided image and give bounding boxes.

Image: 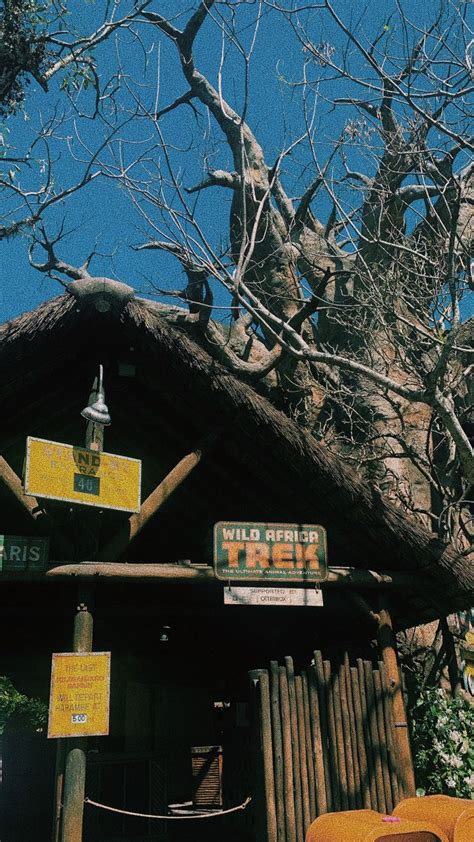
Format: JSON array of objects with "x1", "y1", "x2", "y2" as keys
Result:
[{"x1": 251, "y1": 650, "x2": 412, "y2": 842}]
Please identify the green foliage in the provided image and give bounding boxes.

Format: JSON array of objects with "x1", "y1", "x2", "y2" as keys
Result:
[
  {"x1": 409, "y1": 684, "x2": 474, "y2": 799},
  {"x1": 59, "y1": 63, "x2": 94, "y2": 94},
  {"x1": 0, "y1": 0, "x2": 48, "y2": 116},
  {"x1": 0, "y1": 675, "x2": 48, "y2": 734}
]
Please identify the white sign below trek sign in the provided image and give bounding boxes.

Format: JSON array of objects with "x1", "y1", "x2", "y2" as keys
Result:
[{"x1": 224, "y1": 586, "x2": 324, "y2": 607}]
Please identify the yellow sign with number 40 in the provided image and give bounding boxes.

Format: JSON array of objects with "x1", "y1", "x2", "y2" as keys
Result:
[{"x1": 24, "y1": 436, "x2": 141, "y2": 512}]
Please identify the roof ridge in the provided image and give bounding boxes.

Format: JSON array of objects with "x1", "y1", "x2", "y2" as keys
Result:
[{"x1": 67, "y1": 277, "x2": 135, "y2": 311}]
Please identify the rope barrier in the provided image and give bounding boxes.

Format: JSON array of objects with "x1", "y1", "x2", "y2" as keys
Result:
[{"x1": 84, "y1": 795, "x2": 252, "y2": 820}]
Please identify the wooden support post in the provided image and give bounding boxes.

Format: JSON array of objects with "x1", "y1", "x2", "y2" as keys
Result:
[
  {"x1": 373, "y1": 668, "x2": 393, "y2": 812},
  {"x1": 60, "y1": 588, "x2": 94, "y2": 842},
  {"x1": 363, "y1": 660, "x2": 386, "y2": 812},
  {"x1": 350, "y1": 667, "x2": 371, "y2": 810},
  {"x1": 278, "y1": 667, "x2": 296, "y2": 842},
  {"x1": 300, "y1": 672, "x2": 316, "y2": 822},
  {"x1": 258, "y1": 671, "x2": 277, "y2": 842},
  {"x1": 378, "y1": 661, "x2": 400, "y2": 809},
  {"x1": 323, "y1": 659, "x2": 340, "y2": 811},
  {"x1": 284, "y1": 657, "x2": 303, "y2": 842},
  {"x1": 270, "y1": 661, "x2": 286, "y2": 842},
  {"x1": 343, "y1": 654, "x2": 361, "y2": 809},
  {"x1": 307, "y1": 666, "x2": 328, "y2": 816},
  {"x1": 377, "y1": 598, "x2": 416, "y2": 798},
  {"x1": 331, "y1": 665, "x2": 349, "y2": 809},
  {"x1": 356, "y1": 659, "x2": 377, "y2": 810},
  {"x1": 295, "y1": 675, "x2": 311, "y2": 834},
  {"x1": 312, "y1": 652, "x2": 331, "y2": 813},
  {"x1": 338, "y1": 661, "x2": 356, "y2": 809}
]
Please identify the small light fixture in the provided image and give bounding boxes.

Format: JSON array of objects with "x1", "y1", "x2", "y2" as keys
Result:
[
  {"x1": 159, "y1": 625, "x2": 171, "y2": 643},
  {"x1": 81, "y1": 364, "x2": 111, "y2": 426}
]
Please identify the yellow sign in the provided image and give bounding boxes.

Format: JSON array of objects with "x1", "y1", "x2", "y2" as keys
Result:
[
  {"x1": 25, "y1": 437, "x2": 141, "y2": 512},
  {"x1": 48, "y1": 652, "x2": 111, "y2": 738}
]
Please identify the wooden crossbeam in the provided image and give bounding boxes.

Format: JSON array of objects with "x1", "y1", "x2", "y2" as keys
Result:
[{"x1": 44, "y1": 562, "x2": 422, "y2": 588}]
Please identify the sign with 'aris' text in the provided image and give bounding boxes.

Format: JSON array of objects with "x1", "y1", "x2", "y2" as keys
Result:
[{"x1": 214, "y1": 521, "x2": 327, "y2": 582}]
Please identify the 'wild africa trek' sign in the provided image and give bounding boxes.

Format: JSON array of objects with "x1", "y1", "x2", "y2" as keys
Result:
[{"x1": 214, "y1": 521, "x2": 327, "y2": 582}]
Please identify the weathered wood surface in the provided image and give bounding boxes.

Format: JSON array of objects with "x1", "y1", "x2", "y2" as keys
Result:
[
  {"x1": 357, "y1": 658, "x2": 377, "y2": 810},
  {"x1": 312, "y1": 653, "x2": 331, "y2": 812},
  {"x1": 251, "y1": 649, "x2": 414, "y2": 840},
  {"x1": 363, "y1": 659, "x2": 387, "y2": 813},
  {"x1": 300, "y1": 672, "x2": 317, "y2": 821},
  {"x1": 270, "y1": 661, "x2": 286, "y2": 842},
  {"x1": 338, "y1": 661, "x2": 356, "y2": 809},
  {"x1": 323, "y1": 659, "x2": 341, "y2": 811},
  {"x1": 373, "y1": 668, "x2": 393, "y2": 811},
  {"x1": 258, "y1": 671, "x2": 278, "y2": 842},
  {"x1": 285, "y1": 657, "x2": 304, "y2": 842},
  {"x1": 377, "y1": 601, "x2": 416, "y2": 798},
  {"x1": 295, "y1": 676, "x2": 311, "y2": 833},
  {"x1": 379, "y1": 661, "x2": 400, "y2": 808},
  {"x1": 60, "y1": 589, "x2": 94, "y2": 842},
  {"x1": 350, "y1": 667, "x2": 371, "y2": 810},
  {"x1": 279, "y1": 667, "x2": 296, "y2": 842},
  {"x1": 344, "y1": 654, "x2": 361, "y2": 808},
  {"x1": 42, "y1": 563, "x2": 424, "y2": 587}
]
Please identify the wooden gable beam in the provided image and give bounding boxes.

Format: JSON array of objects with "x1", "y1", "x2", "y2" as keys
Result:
[
  {"x1": 0, "y1": 456, "x2": 74, "y2": 557},
  {"x1": 98, "y1": 434, "x2": 216, "y2": 561}
]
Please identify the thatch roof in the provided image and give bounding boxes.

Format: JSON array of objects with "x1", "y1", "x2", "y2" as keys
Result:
[{"x1": 0, "y1": 282, "x2": 472, "y2": 628}]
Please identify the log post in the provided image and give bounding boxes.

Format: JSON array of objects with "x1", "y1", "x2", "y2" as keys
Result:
[
  {"x1": 363, "y1": 660, "x2": 386, "y2": 813},
  {"x1": 300, "y1": 672, "x2": 316, "y2": 822},
  {"x1": 378, "y1": 661, "x2": 400, "y2": 808},
  {"x1": 377, "y1": 598, "x2": 416, "y2": 798},
  {"x1": 59, "y1": 589, "x2": 94, "y2": 842},
  {"x1": 338, "y1": 661, "x2": 356, "y2": 809},
  {"x1": 343, "y1": 655, "x2": 361, "y2": 809},
  {"x1": 284, "y1": 657, "x2": 303, "y2": 842},
  {"x1": 270, "y1": 661, "x2": 286, "y2": 842},
  {"x1": 350, "y1": 667, "x2": 371, "y2": 810},
  {"x1": 278, "y1": 667, "x2": 296, "y2": 842},
  {"x1": 312, "y1": 652, "x2": 331, "y2": 812},
  {"x1": 330, "y1": 666, "x2": 349, "y2": 809},
  {"x1": 373, "y1": 668, "x2": 393, "y2": 812},
  {"x1": 258, "y1": 671, "x2": 278, "y2": 842},
  {"x1": 323, "y1": 659, "x2": 340, "y2": 811},
  {"x1": 295, "y1": 675, "x2": 311, "y2": 834}
]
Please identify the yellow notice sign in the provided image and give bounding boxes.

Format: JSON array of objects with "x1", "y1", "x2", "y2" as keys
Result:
[
  {"x1": 47, "y1": 652, "x2": 111, "y2": 738},
  {"x1": 25, "y1": 436, "x2": 141, "y2": 512}
]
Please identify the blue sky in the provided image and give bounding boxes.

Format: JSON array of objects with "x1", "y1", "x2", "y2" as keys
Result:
[{"x1": 1, "y1": 0, "x2": 472, "y2": 321}]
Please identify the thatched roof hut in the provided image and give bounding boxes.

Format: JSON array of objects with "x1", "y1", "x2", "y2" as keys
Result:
[{"x1": 0, "y1": 280, "x2": 472, "y2": 630}]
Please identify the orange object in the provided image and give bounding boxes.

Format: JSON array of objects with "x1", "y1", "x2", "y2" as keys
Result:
[
  {"x1": 393, "y1": 796, "x2": 474, "y2": 842},
  {"x1": 306, "y1": 809, "x2": 449, "y2": 842}
]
